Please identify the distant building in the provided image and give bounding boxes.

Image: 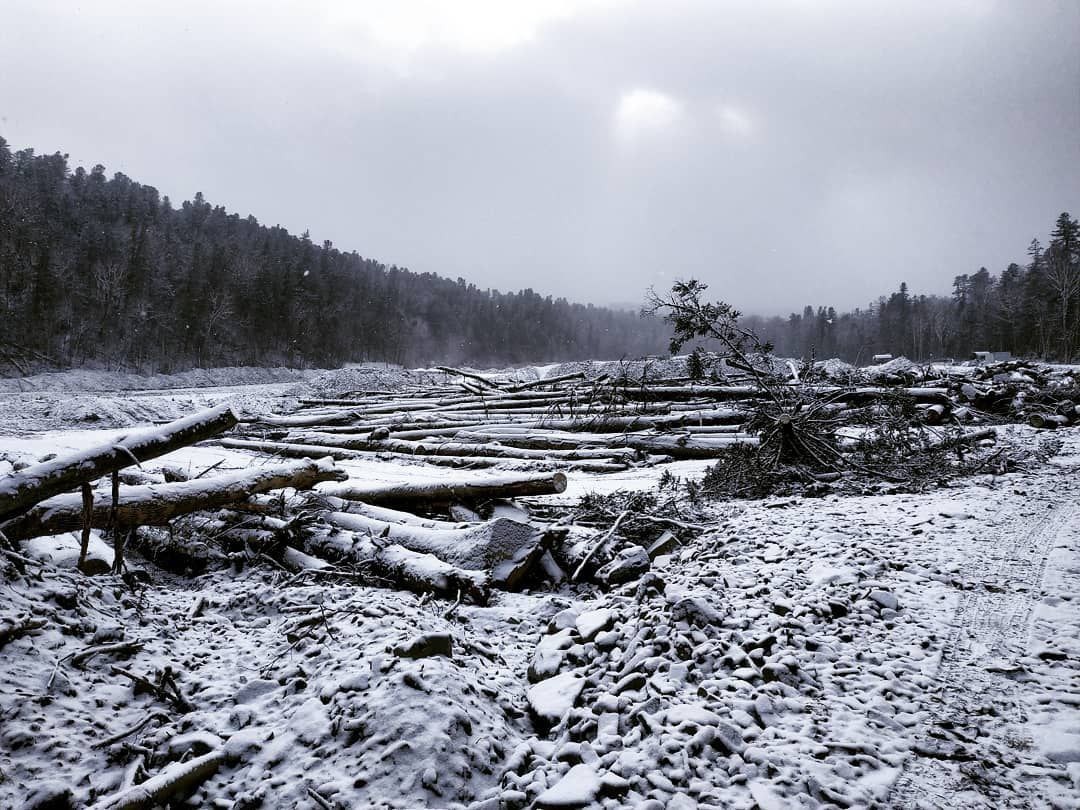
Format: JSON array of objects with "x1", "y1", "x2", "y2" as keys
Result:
[
  {"x1": 973, "y1": 351, "x2": 1012, "y2": 363},
  {"x1": 871, "y1": 354, "x2": 893, "y2": 363}
]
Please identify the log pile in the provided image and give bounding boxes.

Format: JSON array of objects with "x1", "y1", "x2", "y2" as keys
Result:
[
  {"x1": 224, "y1": 361, "x2": 1062, "y2": 482},
  {"x1": 2, "y1": 358, "x2": 1075, "y2": 603}
]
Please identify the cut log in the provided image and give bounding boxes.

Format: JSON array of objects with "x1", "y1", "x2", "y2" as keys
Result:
[
  {"x1": 1028, "y1": 413, "x2": 1070, "y2": 429},
  {"x1": 446, "y1": 429, "x2": 759, "y2": 459},
  {"x1": 253, "y1": 408, "x2": 364, "y2": 428},
  {"x1": 2, "y1": 458, "x2": 347, "y2": 541},
  {"x1": 926, "y1": 427, "x2": 997, "y2": 449},
  {"x1": 0, "y1": 404, "x2": 239, "y2": 522},
  {"x1": 290, "y1": 432, "x2": 635, "y2": 462},
  {"x1": 920, "y1": 403, "x2": 949, "y2": 425},
  {"x1": 321, "y1": 471, "x2": 567, "y2": 506},
  {"x1": 475, "y1": 410, "x2": 746, "y2": 432},
  {"x1": 505, "y1": 371, "x2": 586, "y2": 392},
  {"x1": 371, "y1": 543, "x2": 490, "y2": 603},
  {"x1": 324, "y1": 512, "x2": 544, "y2": 589},
  {"x1": 606, "y1": 434, "x2": 759, "y2": 459},
  {"x1": 325, "y1": 498, "x2": 469, "y2": 530}
]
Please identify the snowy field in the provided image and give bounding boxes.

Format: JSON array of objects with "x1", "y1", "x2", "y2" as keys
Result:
[{"x1": 1, "y1": 377, "x2": 1078, "y2": 809}]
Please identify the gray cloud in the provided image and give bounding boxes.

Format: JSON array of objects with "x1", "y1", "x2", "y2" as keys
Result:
[{"x1": 2, "y1": 0, "x2": 1077, "y2": 314}]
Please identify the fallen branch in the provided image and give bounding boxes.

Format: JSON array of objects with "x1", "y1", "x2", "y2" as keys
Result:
[
  {"x1": 320, "y1": 471, "x2": 568, "y2": 506},
  {"x1": 111, "y1": 665, "x2": 192, "y2": 713},
  {"x1": 88, "y1": 747, "x2": 228, "y2": 810}
]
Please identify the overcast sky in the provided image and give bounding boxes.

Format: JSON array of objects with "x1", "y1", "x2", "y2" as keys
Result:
[{"x1": 1, "y1": 0, "x2": 1077, "y2": 314}]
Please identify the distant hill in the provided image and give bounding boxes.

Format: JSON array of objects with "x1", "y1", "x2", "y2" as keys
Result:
[{"x1": 0, "y1": 138, "x2": 668, "y2": 373}]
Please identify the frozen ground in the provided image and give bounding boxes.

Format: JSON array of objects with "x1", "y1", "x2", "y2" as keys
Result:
[{"x1": 0, "y1": 383, "x2": 1078, "y2": 809}]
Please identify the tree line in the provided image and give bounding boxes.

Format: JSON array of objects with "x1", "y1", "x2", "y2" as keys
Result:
[
  {"x1": 743, "y1": 212, "x2": 1079, "y2": 363},
  {"x1": 0, "y1": 139, "x2": 669, "y2": 373},
  {"x1": 1, "y1": 138, "x2": 1075, "y2": 373}
]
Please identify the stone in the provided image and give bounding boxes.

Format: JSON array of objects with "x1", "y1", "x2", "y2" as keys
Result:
[
  {"x1": 671, "y1": 594, "x2": 723, "y2": 627},
  {"x1": 576, "y1": 608, "x2": 614, "y2": 642},
  {"x1": 393, "y1": 632, "x2": 453, "y2": 659},
  {"x1": 527, "y1": 671, "x2": 585, "y2": 726},
  {"x1": 868, "y1": 590, "x2": 899, "y2": 611},
  {"x1": 536, "y1": 764, "x2": 601, "y2": 808},
  {"x1": 647, "y1": 530, "x2": 678, "y2": 559},
  {"x1": 22, "y1": 782, "x2": 75, "y2": 810},
  {"x1": 597, "y1": 545, "x2": 651, "y2": 586}
]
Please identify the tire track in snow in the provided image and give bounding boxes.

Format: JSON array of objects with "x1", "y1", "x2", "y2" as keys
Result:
[{"x1": 888, "y1": 492, "x2": 1078, "y2": 808}]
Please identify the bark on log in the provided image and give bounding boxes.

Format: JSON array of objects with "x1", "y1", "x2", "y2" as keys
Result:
[
  {"x1": 371, "y1": 544, "x2": 490, "y2": 603},
  {"x1": 446, "y1": 429, "x2": 758, "y2": 458},
  {"x1": 321, "y1": 471, "x2": 567, "y2": 506},
  {"x1": 0, "y1": 404, "x2": 239, "y2": 522},
  {"x1": 927, "y1": 427, "x2": 997, "y2": 449},
  {"x1": 253, "y1": 408, "x2": 364, "y2": 427},
  {"x1": 435, "y1": 366, "x2": 504, "y2": 389},
  {"x1": 505, "y1": 372, "x2": 586, "y2": 392},
  {"x1": 324, "y1": 512, "x2": 544, "y2": 589},
  {"x1": 605, "y1": 434, "x2": 760, "y2": 459},
  {"x1": 2, "y1": 458, "x2": 347, "y2": 540},
  {"x1": 291, "y1": 432, "x2": 635, "y2": 462},
  {"x1": 472, "y1": 410, "x2": 747, "y2": 432}
]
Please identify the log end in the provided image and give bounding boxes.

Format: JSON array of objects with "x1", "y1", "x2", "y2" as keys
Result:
[{"x1": 551, "y1": 472, "x2": 568, "y2": 494}]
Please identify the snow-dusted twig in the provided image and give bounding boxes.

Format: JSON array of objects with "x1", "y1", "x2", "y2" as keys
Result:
[
  {"x1": 94, "y1": 711, "x2": 171, "y2": 749},
  {"x1": 69, "y1": 640, "x2": 144, "y2": 668}
]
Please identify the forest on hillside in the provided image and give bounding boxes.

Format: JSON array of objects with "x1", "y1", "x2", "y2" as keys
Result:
[
  {"x1": 1, "y1": 139, "x2": 1075, "y2": 373},
  {"x1": 745, "y1": 211, "x2": 1079, "y2": 364},
  {"x1": 0, "y1": 140, "x2": 669, "y2": 373}
]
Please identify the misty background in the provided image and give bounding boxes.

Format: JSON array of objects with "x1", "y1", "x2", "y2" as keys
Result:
[{"x1": 2, "y1": 0, "x2": 1077, "y2": 316}]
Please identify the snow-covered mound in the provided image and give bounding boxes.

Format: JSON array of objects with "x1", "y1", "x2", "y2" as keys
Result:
[
  {"x1": 863, "y1": 356, "x2": 924, "y2": 380},
  {"x1": 0, "y1": 366, "x2": 315, "y2": 393},
  {"x1": 300, "y1": 366, "x2": 444, "y2": 398}
]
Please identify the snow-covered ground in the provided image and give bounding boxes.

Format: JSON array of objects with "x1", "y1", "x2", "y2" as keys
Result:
[{"x1": 1, "y1": 383, "x2": 1078, "y2": 809}]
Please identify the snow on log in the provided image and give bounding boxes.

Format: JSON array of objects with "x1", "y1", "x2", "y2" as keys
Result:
[
  {"x1": 252, "y1": 408, "x2": 364, "y2": 427},
  {"x1": 2, "y1": 458, "x2": 347, "y2": 541},
  {"x1": 505, "y1": 371, "x2": 586, "y2": 392},
  {"x1": 371, "y1": 544, "x2": 490, "y2": 603},
  {"x1": 0, "y1": 404, "x2": 239, "y2": 522},
  {"x1": 322, "y1": 498, "x2": 469, "y2": 530},
  {"x1": 325, "y1": 512, "x2": 545, "y2": 589},
  {"x1": 478, "y1": 410, "x2": 747, "y2": 432},
  {"x1": 435, "y1": 366, "x2": 504, "y2": 389},
  {"x1": 321, "y1": 471, "x2": 567, "y2": 506},
  {"x1": 446, "y1": 430, "x2": 759, "y2": 459},
  {"x1": 290, "y1": 433, "x2": 635, "y2": 462}
]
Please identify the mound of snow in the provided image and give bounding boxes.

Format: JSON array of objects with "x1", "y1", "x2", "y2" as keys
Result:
[{"x1": 0, "y1": 366, "x2": 315, "y2": 393}]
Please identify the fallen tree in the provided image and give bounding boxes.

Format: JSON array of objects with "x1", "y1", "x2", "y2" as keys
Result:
[
  {"x1": 324, "y1": 512, "x2": 545, "y2": 589},
  {"x1": 320, "y1": 471, "x2": 567, "y2": 506},
  {"x1": 2, "y1": 458, "x2": 346, "y2": 541},
  {"x1": 0, "y1": 404, "x2": 239, "y2": 522}
]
